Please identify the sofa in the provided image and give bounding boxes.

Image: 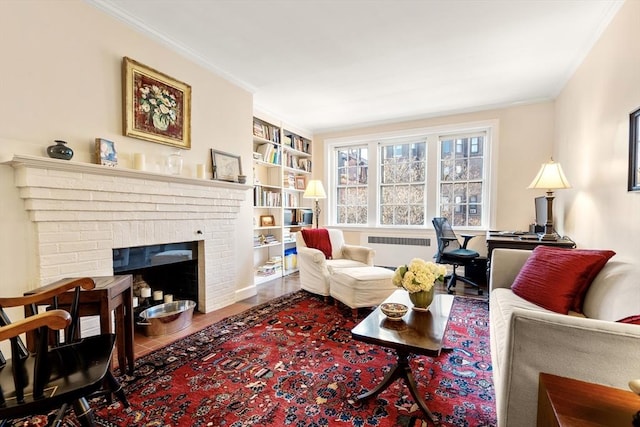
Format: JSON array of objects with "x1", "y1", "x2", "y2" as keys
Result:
[
  {"x1": 295, "y1": 229, "x2": 375, "y2": 297},
  {"x1": 489, "y1": 247, "x2": 640, "y2": 427}
]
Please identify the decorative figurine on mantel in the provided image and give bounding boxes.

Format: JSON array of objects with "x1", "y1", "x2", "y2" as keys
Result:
[{"x1": 46, "y1": 140, "x2": 74, "y2": 160}]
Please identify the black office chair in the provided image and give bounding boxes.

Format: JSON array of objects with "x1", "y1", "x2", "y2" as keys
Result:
[
  {"x1": 0, "y1": 277, "x2": 129, "y2": 427},
  {"x1": 432, "y1": 217, "x2": 483, "y2": 295}
]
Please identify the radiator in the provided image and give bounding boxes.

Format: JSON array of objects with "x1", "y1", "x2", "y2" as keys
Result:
[
  {"x1": 362, "y1": 235, "x2": 437, "y2": 268},
  {"x1": 367, "y1": 236, "x2": 430, "y2": 246}
]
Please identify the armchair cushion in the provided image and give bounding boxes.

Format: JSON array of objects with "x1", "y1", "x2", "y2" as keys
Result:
[
  {"x1": 301, "y1": 228, "x2": 333, "y2": 259},
  {"x1": 511, "y1": 246, "x2": 615, "y2": 314}
]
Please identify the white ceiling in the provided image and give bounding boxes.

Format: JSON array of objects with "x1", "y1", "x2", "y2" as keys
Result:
[{"x1": 88, "y1": 0, "x2": 623, "y2": 134}]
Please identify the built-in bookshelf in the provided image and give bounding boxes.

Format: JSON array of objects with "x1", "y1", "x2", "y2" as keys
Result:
[{"x1": 252, "y1": 115, "x2": 313, "y2": 285}]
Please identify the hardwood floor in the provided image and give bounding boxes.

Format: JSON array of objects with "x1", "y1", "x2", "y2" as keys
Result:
[{"x1": 130, "y1": 271, "x2": 486, "y2": 361}]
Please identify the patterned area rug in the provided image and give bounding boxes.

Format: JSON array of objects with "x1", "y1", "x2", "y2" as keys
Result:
[{"x1": 18, "y1": 291, "x2": 495, "y2": 427}]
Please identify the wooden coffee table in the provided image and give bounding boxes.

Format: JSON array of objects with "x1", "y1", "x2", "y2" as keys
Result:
[{"x1": 351, "y1": 290, "x2": 454, "y2": 424}]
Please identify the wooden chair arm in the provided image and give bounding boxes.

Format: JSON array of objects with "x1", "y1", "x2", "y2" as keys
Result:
[
  {"x1": 0, "y1": 277, "x2": 95, "y2": 308},
  {"x1": 0, "y1": 309, "x2": 71, "y2": 342}
]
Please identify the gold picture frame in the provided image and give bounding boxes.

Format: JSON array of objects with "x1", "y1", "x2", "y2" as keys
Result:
[
  {"x1": 122, "y1": 57, "x2": 192, "y2": 149},
  {"x1": 260, "y1": 215, "x2": 275, "y2": 227}
]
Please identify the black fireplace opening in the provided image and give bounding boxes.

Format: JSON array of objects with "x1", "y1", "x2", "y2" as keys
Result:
[{"x1": 113, "y1": 241, "x2": 199, "y2": 310}]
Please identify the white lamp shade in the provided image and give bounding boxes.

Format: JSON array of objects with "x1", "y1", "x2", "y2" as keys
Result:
[
  {"x1": 303, "y1": 180, "x2": 327, "y2": 199},
  {"x1": 528, "y1": 160, "x2": 571, "y2": 190}
]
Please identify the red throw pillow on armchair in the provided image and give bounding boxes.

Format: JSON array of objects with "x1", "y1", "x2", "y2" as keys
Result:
[
  {"x1": 511, "y1": 246, "x2": 615, "y2": 314},
  {"x1": 301, "y1": 228, "x2": 333, "y2": 259}
]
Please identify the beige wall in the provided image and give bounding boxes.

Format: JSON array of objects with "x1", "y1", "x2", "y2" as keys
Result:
[
  {"x1": 313, "y1": 102, "x2": 555, "y2": 260},
  {"x1": 555, "y1": 0, "x2": 640, "y2": 262},
  {"x1": 1, "y1": 0, "x2": 635, "y2": 294},
  {"x1": 0, "y1": 1, "x2": 254, "y2": 295}
]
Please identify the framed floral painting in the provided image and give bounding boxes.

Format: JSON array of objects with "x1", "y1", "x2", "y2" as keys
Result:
[{"x1": 122, "y1": 57, "x2": 192, "y2": 149}]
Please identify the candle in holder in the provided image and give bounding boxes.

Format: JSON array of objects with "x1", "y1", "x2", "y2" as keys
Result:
[
  {"x1": 153, "y1": 290, "x2": 163, "y2": 301},
  {"x1": 140, "y1": 287, "x2": 151, "y2": 298},
  {"x1": 132, "y1": 296, "x2": 139, "y2": 308},
  {"x1": 164, "y1": 294, "x2": 173, "y2": 303}
]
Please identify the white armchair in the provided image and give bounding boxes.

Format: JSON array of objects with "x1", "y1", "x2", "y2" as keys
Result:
[{"x1": 295, "y1": 229, "x2": 375, "y2": 297}]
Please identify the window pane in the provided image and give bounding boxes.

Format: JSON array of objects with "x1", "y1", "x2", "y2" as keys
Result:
[
  {"x1": 439, "y1": 133, "x2": 486, "y2": 227},
  {"x1": 335, "y1": 146, "x2": 368, "y2": 225},
  {"x1": 379, "y1": 141, "x2": 426, "y2": 226}
]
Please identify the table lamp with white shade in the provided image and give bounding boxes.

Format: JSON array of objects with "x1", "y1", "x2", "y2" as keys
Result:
[
  {"x1": 528, "y1": 158, "x2": 571, "y2": 241},
  {"x1": 303, "y1": 180, "x2": 326, "y2": 228}
]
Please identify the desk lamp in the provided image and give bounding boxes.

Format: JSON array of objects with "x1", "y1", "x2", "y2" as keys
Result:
[
  {"x1": 303, "y1": 180, "x2": 326, "y2": 228},
  {"x1": 528, "y1": 158, "x2": 571, "y2": 241}
]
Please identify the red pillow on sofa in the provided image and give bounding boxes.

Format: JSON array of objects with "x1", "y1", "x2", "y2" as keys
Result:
[
  {"x1": 301, "y1": 228, "x2": 333, "y2": 259},
  {"x1": 617, "y1": 315, "x2": 640, "y2": 325},
  {"x1": 511, "y1": 246, "x2": 615, "y2": 314}
]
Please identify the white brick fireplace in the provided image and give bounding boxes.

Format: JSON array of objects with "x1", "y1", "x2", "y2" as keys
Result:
[{"x1": 7, "y1": 155, "x2": 250, "y2": 313}]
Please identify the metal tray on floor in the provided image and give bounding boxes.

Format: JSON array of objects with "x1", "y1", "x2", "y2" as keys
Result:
[{"x1": 137, "y1": 300, "x2": 196, "y2": 336}]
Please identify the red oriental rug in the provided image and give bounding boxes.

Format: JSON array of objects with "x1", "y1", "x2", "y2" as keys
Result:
[{"x1": 18, "y1": 291, "x2": 495, "y2": 427}]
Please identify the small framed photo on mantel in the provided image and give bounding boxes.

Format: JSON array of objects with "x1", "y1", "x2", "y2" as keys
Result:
[
  {"x1": 95, "y1": 138, "x2": 118, "y2": 167},
  {"x1": 211, "y1": 149, "x2": 242, "y2": 182}
]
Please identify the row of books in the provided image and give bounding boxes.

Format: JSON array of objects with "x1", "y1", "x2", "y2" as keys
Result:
[
  {"x1": 253, "y1": 187, "x2": 281, "y2": 207},
  {"x1": 253, "y1": 234, "x2": 279, "y2": 247},
  {"x1": 255, "y1": 143, "x2": 280, "y2": 165},
  {"x1": 256, "y1": 256, "x2": 283, "y2": 276},
  {"x1": 299, "y1": 158, "x2": 312, "y2": 172},
  {"x1": 283, "y1": 172, "x2": 296, "y2": 188},
  {"x1": 256, "y1": 143, "x2": 312, "y2": 173},
  {"x1": 283, "y1": 193, "x2": 299, "y2": 208},
  {"x1": 282, "y1": 133, "x2": 311, "y2": 154},
  {"x1": 253, "y1": 121, "x2": 280, "y2": 143},
  {"x1": 282, "y1": 152, "x2": 312, "y2": 172}
]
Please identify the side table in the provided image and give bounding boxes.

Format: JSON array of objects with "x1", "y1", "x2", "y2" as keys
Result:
[
  {"x1": 24, "y1": 275, "x2": 135, "y2": 375},
  {"x1": 537, "y1": 372, "x2": 640, "y2": 427}
]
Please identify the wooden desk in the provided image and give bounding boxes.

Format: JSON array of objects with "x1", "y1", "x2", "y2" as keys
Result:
[
  {"x1": 24, "y1": 275, "x2": 135, "y2": 375},
  {"x1": 486, "y1": 232, "x2": 576, "y2": 259},
  {"x1": 537, "y1": 373, "x2": 640, "y2": 427}
]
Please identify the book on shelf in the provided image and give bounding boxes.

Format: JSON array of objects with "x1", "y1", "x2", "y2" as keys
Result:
[
  {"x1": 283, "y1": 172, "x2": 295, "y2": 188},
  {"x1": 253, "y1": 187, "x2": 281, "y2": 207},
  {"x1": 298, "y1": 158, "x2": 312, "y2": 172},
  {"x1": 283, "y1": 132, "x2": 310, "y2": 154},
  {"x1": 256, "y1": 143, "x2": 279, "y2": 165},
  {"x1": 253, "y1": 120, "x2": 280, "y2": 143}
]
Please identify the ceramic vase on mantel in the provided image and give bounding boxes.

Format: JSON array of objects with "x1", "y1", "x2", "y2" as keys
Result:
[
  {"x1": 46, "y1": 140, "x2": 74, "y2": 160},
  {"x1": 409, "y1": 287, "x2": 434, "y2": 311}
]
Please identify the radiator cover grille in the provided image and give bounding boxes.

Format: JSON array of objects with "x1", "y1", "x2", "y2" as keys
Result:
[{"x1": 367, "y1": 236, "x2": 430, "y2": 246}]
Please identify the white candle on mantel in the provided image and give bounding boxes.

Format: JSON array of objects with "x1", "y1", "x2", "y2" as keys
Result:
[
  {"x1": 196, "y1": 163, "x2": 205, "y2": 179},
  {"x1": 134, "y1": 153, "x2": 146, "y2": 171},
  {"x1": 164, "y1": 294, "x2": 173, "y2": 303},
  {"x1": 140, "y1": 287, "x2": 151, "y2": 298},
  {"x1": 153, "y1": 290, "x2": 163, "y2": 301}
]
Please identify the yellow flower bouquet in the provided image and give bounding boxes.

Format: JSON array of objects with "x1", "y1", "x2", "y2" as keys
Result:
[{"x1": 392, "y1": 258, "x2": 446, "y2": 309}]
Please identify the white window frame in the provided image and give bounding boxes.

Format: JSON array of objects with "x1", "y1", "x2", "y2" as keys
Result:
[{"x1": 324, "y1": 120, "x2": 498, "y2": 230}]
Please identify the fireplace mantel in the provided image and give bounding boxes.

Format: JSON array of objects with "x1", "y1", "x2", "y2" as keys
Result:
[
  {"x1": 6, "y1": 154, "x2": 252, "y2": 315},
  {"x1": 6, "y1": 155, "x2": 252, "y2": 190}
]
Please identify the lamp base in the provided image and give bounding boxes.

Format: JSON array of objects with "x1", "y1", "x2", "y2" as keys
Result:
[{"x1": 538, "y1": 232, "x2": 558, "y2": 241}]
